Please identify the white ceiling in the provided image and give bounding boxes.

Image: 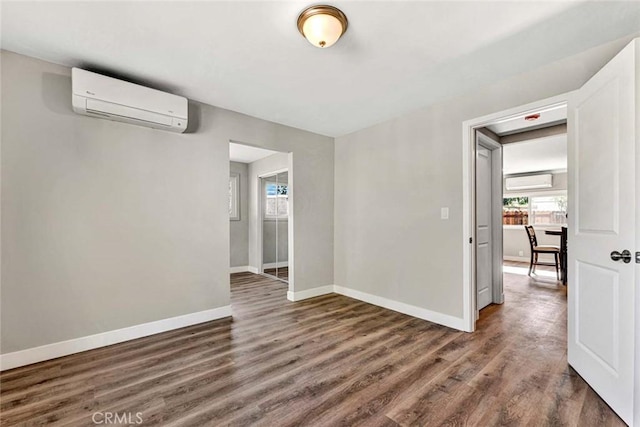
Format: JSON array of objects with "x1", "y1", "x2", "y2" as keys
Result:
[
  {"x1": 229, "y1": 142, "x2": 281, "y2": 164},
  {"x1": 503, "y1": 134, "x2": 567, "y2": 175},
  {"x1": 2, "y1": 2, "x2": 640, "y2": 137}
]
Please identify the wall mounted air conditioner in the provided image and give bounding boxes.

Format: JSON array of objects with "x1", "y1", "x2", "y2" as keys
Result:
[
  {"x1": 505, "y1": 174, "x2": 553, "y2": 190},
  {"x1": 72, "y1": 68, "x2": 188, "y2": 133}
]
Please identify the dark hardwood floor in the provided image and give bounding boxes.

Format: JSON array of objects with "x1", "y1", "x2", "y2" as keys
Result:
[{"x1": 0, "y1": 267, "x2": 624, "y2": 426}]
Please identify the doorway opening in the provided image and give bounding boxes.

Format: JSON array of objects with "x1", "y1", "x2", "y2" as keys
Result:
[
  {"x1": 462, "y1": 93, "x2": 569, "y2": 331},
  {"x1": 479, "y1": 104, "x2": 568, "y2": 312},
  {"x1": 229, "y1": 141, "x2": 293, "y2": 290},
  {"x1": 461, "y1": 40, "x2": 638, "y2": 424}
]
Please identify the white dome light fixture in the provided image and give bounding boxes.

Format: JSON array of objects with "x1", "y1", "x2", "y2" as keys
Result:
[{"x1": 297, "y1": 5, "x2": 348, "y2": 48}]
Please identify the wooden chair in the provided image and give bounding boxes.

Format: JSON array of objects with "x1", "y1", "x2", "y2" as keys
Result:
[{"x1": 524, "y1": 225, "x2": 560, "y2": 280}]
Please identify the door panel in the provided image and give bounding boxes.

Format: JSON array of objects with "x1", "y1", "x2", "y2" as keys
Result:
[
  {"x1": 576, "y1": 261, "x2": 618, "y2": 373},
  {"x1": 568, "y1": 39, "x2": 636, "y2": 425},
  {"x1": 576, "y1": 78, "x2": 619, "y2": 234},
  {"x1": 476, "y1": 146, "x2": 492, "y2": 310}
]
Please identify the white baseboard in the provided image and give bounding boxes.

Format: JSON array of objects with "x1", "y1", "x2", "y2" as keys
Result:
[
  {"x1": 285, "y1": 284, "x2": 466, "y2": 331},
  {"x1": 333, "y1": 285, "x2": 466, "y2": 331},
  {"x1": 287, "y1": 285, "x2": 334, "y2": 302},
  {"x1": 263, "y1": 262, "x2": 289, "y2": 269},
  {"x1": 0, "y1": 306, "x2": 232, "y2": 371},
  {"x1": 230, "y1": 265, "x2": 250, "y2": 274},
  {"x1": 2, "y1": 282, "x2": 470, "y2": 370},
  {"x1": 248, "y1": 266, "x2": 260, "y2": 274}
]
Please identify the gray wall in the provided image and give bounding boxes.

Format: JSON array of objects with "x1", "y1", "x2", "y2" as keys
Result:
[
  {"x1": 1, "y1": 51, "x2": 334, "y2": 354},
  {"x1": 503, "y1": 227, "x2": 563, "y2": 262},
  {"x1": 334, "y1": 37, "x2": 634, "y2": 319},
  {"x1": 503, "y1": 172, "x2": 567, "y2": 261},
  {"x1": 230, "y1": 161, "x2": 249, "y2": 267}
]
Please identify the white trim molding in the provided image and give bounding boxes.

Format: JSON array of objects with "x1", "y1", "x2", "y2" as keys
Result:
[
  {"x1": 2, "y1": 281, "x2": 472, "y2": 370},
  {"x1": 286, "y1": 284, "x2": 466, "y2": 331},
  {"x1": 0, "y1": 306, "x2": 232, "y2": 371},
  {"x1": 287, "y1": 285, "x2": 334, "y2": 302},
  {"x1": 333, "y1": 286, "x2": 466, "y2": 331},
  {"x1": 230, "y1": 265, "x2": 250, "y2": 274},
  {"x1": 247, "y1": 266, "x2": 260, "y2": 274}
]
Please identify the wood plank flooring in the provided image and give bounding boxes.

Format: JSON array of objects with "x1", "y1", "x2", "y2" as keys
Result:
[{"x1": 0, "y1": 266, "x2": 625, "y2": 426}]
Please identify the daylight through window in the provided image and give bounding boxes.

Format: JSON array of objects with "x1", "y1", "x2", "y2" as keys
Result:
[
  {"x1": 503, "y1": 194, "x2": 566, "y2": 226},
  {"x1": 265, "y1": 182, "x2": 288, "y2": 219}
]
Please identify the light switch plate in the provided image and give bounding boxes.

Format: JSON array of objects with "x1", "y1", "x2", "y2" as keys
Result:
[{"x1": 441, "y1": 207, "x2": 449, "y2": 220}]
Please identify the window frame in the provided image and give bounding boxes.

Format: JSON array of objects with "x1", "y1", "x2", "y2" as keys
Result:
[{"x1": 503, "y1": 190, "x2": 567, "y2": 229}]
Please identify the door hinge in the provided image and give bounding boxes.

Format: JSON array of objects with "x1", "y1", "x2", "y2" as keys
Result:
[
  {"x1": 636, "y1": 252, "x2": 640, "y2": 264},
  {"x1": 469, "y1": 237, "x2": 473, "y2": 244}
]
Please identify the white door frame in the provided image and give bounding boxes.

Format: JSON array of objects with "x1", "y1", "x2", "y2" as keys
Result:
[{"x1": 461, "y1": 93, "x2": 571, "y2": 332}]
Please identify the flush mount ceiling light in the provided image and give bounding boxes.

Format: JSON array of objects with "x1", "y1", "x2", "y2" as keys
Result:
[{"x1": 297, "y1": 5, "x2": 348, "y2": 48}]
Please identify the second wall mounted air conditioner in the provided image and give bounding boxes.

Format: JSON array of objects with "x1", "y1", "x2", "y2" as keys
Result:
[{"x1": 505, "y1": 174, "x2": 553, "y2": 191}]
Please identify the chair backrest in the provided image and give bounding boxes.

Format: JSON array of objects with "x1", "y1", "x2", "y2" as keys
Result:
[{"x1": 525, "y1": 225, "x2": 537, "y2": 248}]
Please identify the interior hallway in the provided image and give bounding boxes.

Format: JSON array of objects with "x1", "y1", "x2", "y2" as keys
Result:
[{"x1": 0, "y1": 270, "x2": 623, "y2": 426}]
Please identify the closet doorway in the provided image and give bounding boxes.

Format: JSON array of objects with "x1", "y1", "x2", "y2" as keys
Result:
[
  {"x1": 229, "y1": 141, "x2": 293, "y2": 289},
  {"x1": 260, "y1": 171, "x2": 289, "y2": 282}
]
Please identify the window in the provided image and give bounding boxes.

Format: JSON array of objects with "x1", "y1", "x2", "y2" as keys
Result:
[
  {"x1": 503, "y1": 194, "x2": 567, "y2": 226},
  {"x1": 264, "y1": 182, "x2": 288, "y2": 219},
  {"x1": 229, "y1": 173, "x2": 240, "y2": 221},
  {"x1": 530, "y1": 195, "x2": 567, "y2": 225},
  {"x1": 503, "y1": 197, "x2": 529, "y2": 225}
]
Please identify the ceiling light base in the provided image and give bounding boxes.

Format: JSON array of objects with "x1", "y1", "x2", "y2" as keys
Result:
[{"x1": 297, "y1": 5, "x2": 348, "y2": 48}]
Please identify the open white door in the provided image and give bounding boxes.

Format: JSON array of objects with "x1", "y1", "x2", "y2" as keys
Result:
[
  {"x1": 475, "y1": 131, "x2": 503, "y2": 312},
  {"x1": 476, "y1": 144, "x2": 493, "y2": 311},
  {"x1": 568, "y1": 39, "x2": 637, "y2": 424}
]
